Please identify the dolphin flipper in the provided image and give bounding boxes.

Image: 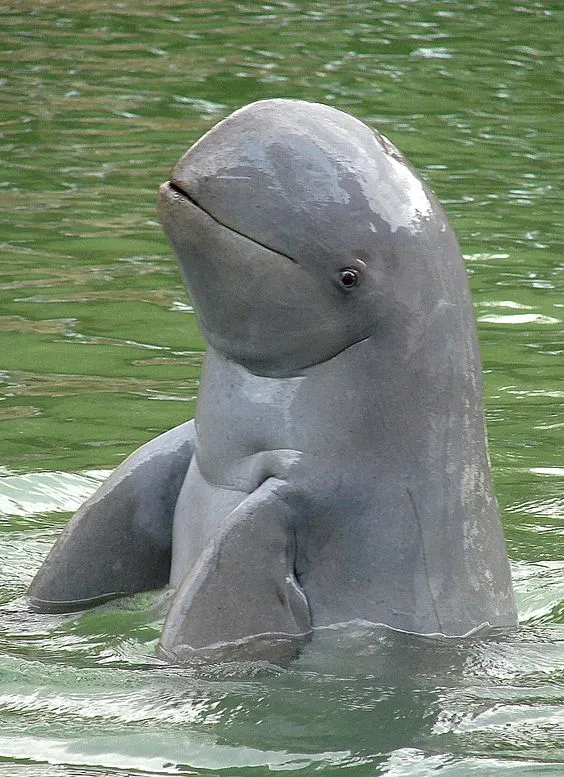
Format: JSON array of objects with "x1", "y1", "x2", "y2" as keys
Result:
[
  {"x1": 28, "y1": 420, "x2": 196, "y2": 613},
  {"x1": 158, "y1": 478, "x2": 312, "y2": 664}
]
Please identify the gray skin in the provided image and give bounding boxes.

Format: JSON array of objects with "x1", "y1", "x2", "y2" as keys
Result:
[{"x1": 28, "y1": 99, "x2": 517, "y2": 663}]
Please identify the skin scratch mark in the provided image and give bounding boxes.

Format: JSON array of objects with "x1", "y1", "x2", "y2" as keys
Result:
[{"x1": 406, "y1": 486, "x2": 442, "y2": 632}]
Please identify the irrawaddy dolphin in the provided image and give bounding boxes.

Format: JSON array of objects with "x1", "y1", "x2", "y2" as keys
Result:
[{"x1": 28, "y1": 99, "x2": 517, "y2": 663}]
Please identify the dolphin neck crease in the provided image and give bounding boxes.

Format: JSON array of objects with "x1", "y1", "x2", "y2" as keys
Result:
[{"x1": 201, "y1": 337, "x2": 374, "y2": 379}]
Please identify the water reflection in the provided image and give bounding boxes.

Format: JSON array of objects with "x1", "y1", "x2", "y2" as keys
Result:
[{"x1": 0, "y1": 604, "x2": 562, "y2": 774}]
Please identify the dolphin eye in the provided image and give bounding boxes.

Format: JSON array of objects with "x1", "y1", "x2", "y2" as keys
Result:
[{"x1": 337, "y1": 268, "x2": 360, "y2": 290}]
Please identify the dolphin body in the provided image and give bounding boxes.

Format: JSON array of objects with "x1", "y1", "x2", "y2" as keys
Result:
[{"x1": 28, "y1": 100, "x2": 517, "y2": 662}]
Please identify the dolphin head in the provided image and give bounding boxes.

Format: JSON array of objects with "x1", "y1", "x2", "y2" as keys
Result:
[{"x1": 158, "y1": 99, "x2": 459, "y2": 377}]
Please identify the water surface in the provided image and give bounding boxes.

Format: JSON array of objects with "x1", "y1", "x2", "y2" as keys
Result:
[{"x1": 1, "y1": 1, "x2": 562, "y2": 775}]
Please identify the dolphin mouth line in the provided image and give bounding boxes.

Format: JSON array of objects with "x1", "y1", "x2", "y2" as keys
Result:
[
  {"x1": 165, "y1": 179, "x2": 298, "y2": 265},
  {"x1": 163, "y1": 179, "x2": 373, "y2": 375}
]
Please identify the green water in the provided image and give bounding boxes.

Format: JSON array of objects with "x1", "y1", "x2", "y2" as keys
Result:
[{"x1": 1, "y1": 1, "x2": 562, "y2": 775}]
